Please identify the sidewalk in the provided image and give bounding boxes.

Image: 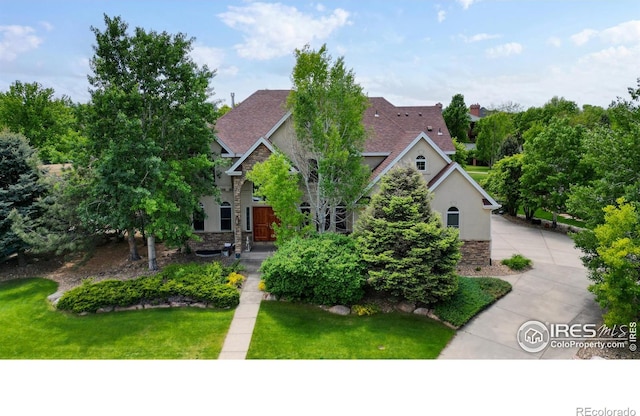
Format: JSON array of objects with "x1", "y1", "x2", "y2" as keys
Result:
[{"x1": 218, "y1": 248, "x2": 273, "y2": 359}]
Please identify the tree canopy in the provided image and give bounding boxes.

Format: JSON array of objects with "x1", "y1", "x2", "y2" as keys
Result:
[
  {"x1": 85, "y1": 14, "x2": 218, "y2": 269},
  {"x1": 286, "y1": 44, "x2": 370, "y2": 233},
  {"x1": 354, "y1": 165, "x2": 460, "y2": 304},
  {"x1": 442, "y1": 93, "x2": 470, "y2": 143}
]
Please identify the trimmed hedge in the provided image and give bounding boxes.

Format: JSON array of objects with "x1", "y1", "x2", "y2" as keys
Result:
[
  {"x1": 433, "y1": 276, "x2": 512, "y2": 327},
  {"x1": 57, "y1": 262, "x2": 241, "y2": 313}
]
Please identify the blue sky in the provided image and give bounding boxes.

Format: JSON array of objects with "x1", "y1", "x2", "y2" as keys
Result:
[{"x1": 1, "y1": 0, "x2": 639, "y2": 109}]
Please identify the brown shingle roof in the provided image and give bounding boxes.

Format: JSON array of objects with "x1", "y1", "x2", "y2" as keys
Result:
[
  {"x1": 215, "y1": 90, "x2": 455, "y2": 160},
  {"x1": 214, "y1": 89, "x2": 291, "y2": 154}
]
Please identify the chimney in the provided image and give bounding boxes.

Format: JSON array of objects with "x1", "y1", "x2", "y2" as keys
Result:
[
  {"x1": 435, "y1": 102, "x2": 443, "y2": 111},
  {"x1": 470, "y1": 104, "x2": 481, "y2": 117},
  {"x1": 231, "y1": 92, "x2": 236, "y2": 108}
]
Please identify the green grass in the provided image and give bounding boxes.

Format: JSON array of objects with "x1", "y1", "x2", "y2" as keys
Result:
[
  {"x1": 0, "y1": 278, "x2": 235, "y2": 359},
  {"x1": 247, "y1": 301, "x2": 455, "y2": 359},
  {"x1": 516, "y1": 207, "x2": 586, "y2": 228},
  {"x1": 433, "y1": 277, "x2": 512, "y2": 328},
  {"x1": 464, "y1": 165, "x2": 490, "y2": 184}
]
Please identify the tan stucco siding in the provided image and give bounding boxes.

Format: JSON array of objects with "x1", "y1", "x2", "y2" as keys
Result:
[
  {"x1": 430, "y1": 170, "x2": 491, "y2": 241},
  {"x1": 197, "y1": 190, "x2": 234, "y2": 233},
  {"x1": 396, "y1": 139, "x2": 449, "y2": 184}
]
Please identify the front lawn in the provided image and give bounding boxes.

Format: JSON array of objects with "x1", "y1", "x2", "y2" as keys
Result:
[
  {"x1": 247, "y1": 301, "x2": 455, "y2": 359},
  {"x1": 0, "y1": 278, "x2": 235, "y2": 359},
  {"x1": 516, "y1": 207, "x2": 587, "y2": 228}
]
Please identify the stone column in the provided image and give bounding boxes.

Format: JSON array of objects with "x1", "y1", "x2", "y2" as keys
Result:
[{"x1": 233, "y1": 176, "x2": 244, "y2": 257}]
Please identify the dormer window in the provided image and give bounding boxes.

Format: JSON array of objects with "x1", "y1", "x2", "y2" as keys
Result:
[{"x1": 416, "y1": 155, "x2": 426, "y2": 171}]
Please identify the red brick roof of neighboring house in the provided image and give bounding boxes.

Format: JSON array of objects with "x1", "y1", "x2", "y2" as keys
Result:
[{"x1": 215, "y1": 90, "x2": 455, "y2": 164}]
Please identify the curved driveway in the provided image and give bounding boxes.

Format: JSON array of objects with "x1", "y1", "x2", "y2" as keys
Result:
[{"x1": 439, "y1": 215, "x2": 602, "y2": 359}]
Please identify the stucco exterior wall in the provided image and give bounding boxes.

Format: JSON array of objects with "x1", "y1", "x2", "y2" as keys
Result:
[{"x1": 430, "y1": 170, "x2": 491, "y2": 241}]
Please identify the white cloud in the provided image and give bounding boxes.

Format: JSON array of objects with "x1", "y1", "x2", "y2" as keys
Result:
[
  {"x1": 571, "y1": 29, "x2": 597, "y2": 46},
  {"x1": 486, "y1": 42, "x2": 523, "y2": 58},
  {"x1": 547, "y1": 37, "x2": 562, "y2": 48},
  {"x1": 461, "y1": 33, "x2": 501, "y2": 43},
  {"x1": 39, "y1": 21, "x2": 54, "y2": 32},
  {"x1": 600, "y1": 20, "x2": 640, "y2": 44},
  {"x1": 457, "y1": 0, "x2": 478, "y2": 10},
  {"x1": 437, "y1": 10, "x2": 446, "y2": 23},
  {"x1": 191, "y1": 44, "x2": 239, "y2": 77},
  {"x1": 218, "y1": 2, "x2": 351, "y2": 60},
  {"x1": 0, "y1": 25, "x2": 43, "y2": 62},
  {"x1": 571, "y1": 21, "x2": 640, "y2": 46}
]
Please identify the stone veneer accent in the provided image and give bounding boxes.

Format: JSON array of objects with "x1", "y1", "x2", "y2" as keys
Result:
[
  {"x1": 460, "y1": 240, "x2": 491, "y2": 266},
  {"x1": 188, "y1": 232, "x2": 234, "y2": 252}
]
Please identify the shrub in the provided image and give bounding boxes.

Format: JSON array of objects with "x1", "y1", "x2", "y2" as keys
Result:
[
  {"x1": 433, "y1": 277, "x2": 512, "y2": 327},
  {"x1": 501, "y1": 254, "x2": 532, "y2": 271},
  {"x1": 260, "y1": 233, "x2": 365, "y2": 305},
  {"x1": 57, "y1": 262, "x2": 240, "y2": 313},
  {"x1": 353, "y1": 166, "x2": 460, "y2": 304},
  {"x1": 226, "y1": 272, "x2": 246, "y2": 288},
  {"x1": 351, "y1": 303, "x2": 380, "y2": 316}
]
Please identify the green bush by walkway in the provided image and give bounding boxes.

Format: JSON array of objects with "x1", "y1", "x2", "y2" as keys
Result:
[
  {"x1": 57, "y1": 262, "x2": 241, "y2": 313},
  {"x1": 433, "y1": 276, "x2": 512, "y2": 327},
  {"x1": 247, "y1": 301, "x2": 455, "y2": 359},
  {"x1": 0, "y1": 278, "x2": 235, "y2": 359}
]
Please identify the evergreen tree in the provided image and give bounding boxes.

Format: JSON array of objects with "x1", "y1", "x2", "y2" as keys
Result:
[
  {"x1": 354, "y1": 165, "x2": 460, "y2": 304},
  {"x1": 442, "y1": 93, "x2": 470, "y2": 142},
  {"x1": 0, "y1": 131, "x2": 47, "y2": 265}
]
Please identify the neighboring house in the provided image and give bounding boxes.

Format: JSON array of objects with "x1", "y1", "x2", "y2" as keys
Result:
[
  {"x1": 466, "y1": 103, "x2": 488, "y2": 166},
  {"x1": 192, "y1": 90, "x2": 499, "y2": 265}
]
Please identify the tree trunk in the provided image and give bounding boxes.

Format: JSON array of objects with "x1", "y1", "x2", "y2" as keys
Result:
[
  {"x1": 127, "y1": 228, "x2": 141, "y2": 261},
  {"x1": 147, "y1": 234, "x2": 158, "y2": 271},
  {"x1": 17, "y1": 250, "x2": 26, "y2": 268}
]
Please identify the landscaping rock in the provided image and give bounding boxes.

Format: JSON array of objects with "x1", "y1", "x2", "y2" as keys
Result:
[
  {"x1": 47, "y1": 291, "x2": 65, "y2": 305},
  {"x1": 170, "y1": 301, "x2": 188, "y2": 308},
  {"x1": 328, "y1": 305, "x2": 351, "y2": 316},
  {"x1": 192, "y1": 302, "x2": 207, "y2": 308},
  {"x1": 263, "y1": 293, "x2": 278, "y2": 301},
  {"x1": 396, "y1": 301, "x2": 416, "y2": 313},
  {"x1": 96, "y1": 306, "x2": 114, "y2": 313},
  {"x1": 115, "y1": 305, "x2": 142, "y2": 312},
  {"x1": 413, "y1": 307, "x2": 431, "y2": 316}
]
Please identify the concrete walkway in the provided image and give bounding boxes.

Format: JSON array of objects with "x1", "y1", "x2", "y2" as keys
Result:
[
  {"x1": 439, "y1": 215, "x2": 602, "y2": 359},
  {"x1": 218, "y1": 249, "x2": 273, "y2": 359}
]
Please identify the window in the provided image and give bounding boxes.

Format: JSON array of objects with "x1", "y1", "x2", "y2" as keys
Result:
[
  {"x1": 193, "y1": 202, "x2": 205, "y2": 231},
  {"x1": 252, "y1": 183, "x2": 264, "y2": 202},
  {"x1": 336, "y1": 206, "x2": 347, "y2": 232},
  {"x1": 220, "y1": 202, "x2": 232, "y2": 231},
  {"x1": 447, "y1": 207, "x2": 460, "y2": 228},
  {"x1": 300, "y1": 202, "x2": 311, "y2": 227},
  {"x1": 308, "y1": 159, "x2": 318, "y2": 182},
  {"x1": 416, "y1": 155, "x2": 426, "y2": 171},
  {"x1": 245, "y1": 206, "x2": 251, "y2": 231}
]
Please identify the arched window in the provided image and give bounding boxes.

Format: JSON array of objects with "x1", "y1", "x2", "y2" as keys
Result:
[
  {"x1": 416, "y1": 155, "x2": 426, "y2": 171},
  {"x1": 220, "y1": 202, "x2": 232, "y2": 231},
  {"x1": 447, "y1": 207, "x2": 460, "y2": 228},
  {"x1": 193, "y1": 202, "x2": 205, "y2": 231}
]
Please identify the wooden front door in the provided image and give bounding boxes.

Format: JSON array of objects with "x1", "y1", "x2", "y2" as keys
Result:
[{"x1": 253, "y1": 207, "x2": 279, "y2": 242}]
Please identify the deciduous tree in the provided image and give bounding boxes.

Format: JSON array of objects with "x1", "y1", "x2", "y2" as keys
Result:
[
  {"x1": 86, "y1": 14, "x2": 218, "y2": 269},
  {"x1": 286, "y1": 44, "x2": 370, "y2": 233},
  {"x1": 442, "y1": 93, "x2": 470, "y2": 143},
  {"x1": 475, "y1": 112, "x2": 513, "y2": 167}
]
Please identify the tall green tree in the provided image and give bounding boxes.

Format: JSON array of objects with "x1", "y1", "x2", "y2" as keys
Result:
[
  {"x1": 442, "y1": 93, "x2": 470, "y2": 143},
  {"x1": 567, "y1": 80, "x2": 640, "y2": 227},
  {"x1": 0, "y1": 81, "x2": 84, "y2": 163},
  {"x1": 247, "y1": 151, "x2": 313, "y2": 245},
  {"x1": 475, "y1": 112, "x2": 513, "y2": 167},
  {"x1": 483, "y1": 153, "x2": 524, "y2": 217},
  {"x1": 354, "y1": 166, "x2": 460, "y2": 304},
  {"x1": 0, "y1": 131, "x2": 47, "y2": 266},
  {"x1": 521, "y1": 118, "x2": 586, "y2": 227},
  {"x1": 573, "y1": 199, "x2": 640, "y2": 326},
  {"x1": 86, "y1": 14, "x2": 218, "y2": 269},
  {"x1": 286, "y1": 44, "x2": 370, "y2": 233}
]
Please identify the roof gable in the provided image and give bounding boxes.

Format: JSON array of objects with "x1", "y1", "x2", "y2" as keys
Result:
[
  {"x1": 225, "y1": 137, "x2": 275, "y2": 176},
  {"x1": 429, "y1": 163, "x2": 500, "y2": 210}
]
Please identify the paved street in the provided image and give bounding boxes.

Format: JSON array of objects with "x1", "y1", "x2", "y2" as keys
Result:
[{"x1": 439, "y1": 215, "x2": 602, "y2": 359}]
